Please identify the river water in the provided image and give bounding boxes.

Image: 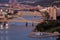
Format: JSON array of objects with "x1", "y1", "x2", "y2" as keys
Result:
[{"x1": 0, "y1": 11, "x2": 58, "y2": 40}]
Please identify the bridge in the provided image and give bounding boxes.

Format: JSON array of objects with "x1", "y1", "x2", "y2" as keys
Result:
[
  {"x1": 0, "y1": 6, "x2": 59, "y2": 24},
  {"x1": 0, "y1": 18, "x2": 43, "y2": 23}
]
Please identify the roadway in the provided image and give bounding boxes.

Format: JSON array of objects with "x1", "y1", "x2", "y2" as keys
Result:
[
  {"x1": 0, "y1": 11, "x2": 43, "y2": 23},
  {"x1": 0, "y1": 17, "x2": 43, "y2": 23}
]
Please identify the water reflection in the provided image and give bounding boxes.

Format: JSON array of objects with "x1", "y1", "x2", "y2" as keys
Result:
[
  {"x1": 0, "y1": 23, "x2": 9, "y2": 30},
  {"x1": 5, "y1": 24, "x2": 9, "y2": 29},
  {"x1": 0, "y1": 25, "x2": 3, "y2": 30},
  {"x1": 5, "y1": 31, "x2": 9, "y2": 40},
  {"x1": 1, "y1": 36, "x2": 3, "y2": 40},
  {"x1": 0, "y1": 30, "x2": 4, "y2": 40},
  {"x1": 0, "y1": 25, "x2": 9, "y2": 40},
  {"x1": 0, "y1": 24, "x2": 58, "y2": 40},
  {"x1": 0, "y1": 15, "x2": 59, "y2": 40}
]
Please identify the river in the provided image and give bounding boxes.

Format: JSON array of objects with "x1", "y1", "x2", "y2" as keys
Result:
[{"x1": 0, "y1": 11, "x2": 58, "y2": 40}]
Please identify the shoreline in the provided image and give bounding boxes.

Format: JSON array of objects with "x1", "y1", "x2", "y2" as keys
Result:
[{"x1": 28, "y1": 32, "x2": 60, "y2": 38}]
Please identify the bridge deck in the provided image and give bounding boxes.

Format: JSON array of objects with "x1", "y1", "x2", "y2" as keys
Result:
[{"x1": 0, "y1": 19, "x2": 43, "y2": 23}]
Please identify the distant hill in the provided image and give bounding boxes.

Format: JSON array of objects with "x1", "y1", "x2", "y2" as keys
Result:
[
  {"x1": 0, "y1": 0, "x2": 60, "y2": 6},
  {"x1": 20, "y1": 0, "x2": 60, "y2": 6},
  {"x1": 0, "y1": 0, "x2": 9, "y2": 3}
]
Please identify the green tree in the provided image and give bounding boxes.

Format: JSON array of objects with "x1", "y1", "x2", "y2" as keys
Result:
[{"x1": 34, "y1": 20, "x2": 60, "y2": 32}]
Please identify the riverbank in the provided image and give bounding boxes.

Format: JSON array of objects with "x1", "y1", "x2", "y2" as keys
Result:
[{"x1": 28, "y1": 32, "x2": 60, "y2": 38}]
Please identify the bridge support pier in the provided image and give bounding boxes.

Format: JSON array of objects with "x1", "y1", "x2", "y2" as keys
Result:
[
  {"x1": 32, "y1": 22, "x2": 34, "y2": 27},
  {"x1": 3, "y1": 22, "x2": 7, "y2": 27},
  {"x1": 25, "y1": 22, "x2": 28, "y2": 27},
  {"x1": 0, "y1": 24, "x2": 3, "y2": 29}
]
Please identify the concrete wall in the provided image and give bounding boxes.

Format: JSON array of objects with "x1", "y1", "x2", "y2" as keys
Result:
[
  {"x1": 47, "y1": 7, "x2": 56, "y2": 20},
  {"x1": 56, "y1": 8, "x2": 60, "y2": 16}
]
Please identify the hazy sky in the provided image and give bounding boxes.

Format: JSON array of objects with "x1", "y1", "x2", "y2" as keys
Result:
[{"x1": 0, "y1": 0, "x2": 37, "y2": 2}]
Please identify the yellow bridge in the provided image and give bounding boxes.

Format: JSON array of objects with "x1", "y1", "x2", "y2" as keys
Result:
[{"x1": 0, "y1": 19, "x2": 43, "y2": 23}]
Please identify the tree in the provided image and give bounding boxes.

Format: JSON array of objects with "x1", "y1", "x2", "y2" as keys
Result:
[
  {"x1": 34, "y1": 20, "x2": 60, "y2": 32},
  {"x1": 57, "y1": 36, "x2": 60, "y2": 40},
  {"x1": 44, "y1": 11, "x2": 50, "y2": 21}
]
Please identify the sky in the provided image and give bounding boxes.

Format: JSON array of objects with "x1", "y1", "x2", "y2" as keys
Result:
[
  {"x1": 0, "y1": 0, "x2": 9, "y2": 2},
  {"x1": 0, "y1": 0, "x2": 57, "y2": 6},
  {"x1": 0, "y1": 0, "x2": 40, "y2": 2}
]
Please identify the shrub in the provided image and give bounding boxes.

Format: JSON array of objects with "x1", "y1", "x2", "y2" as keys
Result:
[
  {"x1": 57, "y1": 36, "x2": 60, "y2": 40},
  {"x1": 34, "y1": 20, "x2": 60, "y2": 32}
]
